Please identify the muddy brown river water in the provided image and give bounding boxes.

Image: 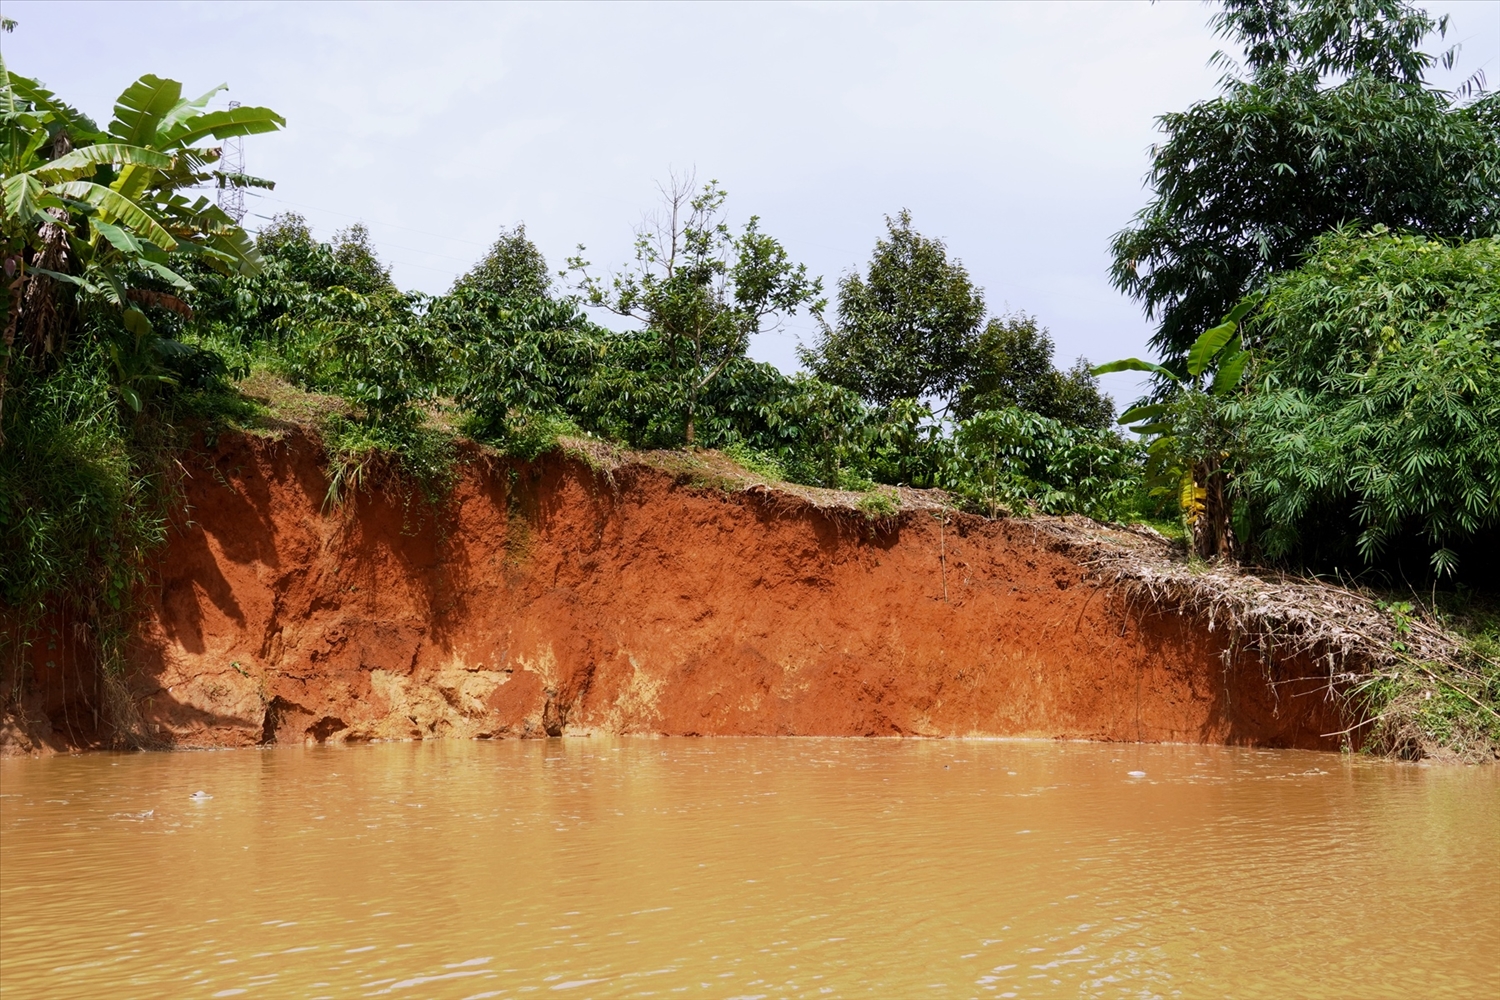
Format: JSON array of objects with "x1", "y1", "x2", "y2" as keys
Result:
[{"x1": 2, "y1": 739, "x2": 1496, "y2": 998}]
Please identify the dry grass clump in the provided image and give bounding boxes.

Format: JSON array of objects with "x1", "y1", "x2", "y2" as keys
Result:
[
  {"x1": 234, "y1": 370, "x2": 350, "y2": 434},
  {"x1": 1023, "y1": 519, "x2": 1496, "y2": 762}
]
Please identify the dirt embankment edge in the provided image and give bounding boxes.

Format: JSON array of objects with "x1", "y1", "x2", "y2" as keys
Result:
[{"x1": 3, "y1": 429, "x2": 1351, "y2": 754}]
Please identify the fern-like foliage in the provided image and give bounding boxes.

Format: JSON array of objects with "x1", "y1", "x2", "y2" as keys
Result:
[{"x1": 1234, "y1": 227, "x2": 1500, "y2": 577}]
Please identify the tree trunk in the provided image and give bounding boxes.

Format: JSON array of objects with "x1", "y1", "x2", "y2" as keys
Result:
[
  {"x1": 686, "y1": 328, "x2": 701, "y2": 447},
  {"x1": 1190, "y1": 457, "x2": 1236, "y2": 561}
]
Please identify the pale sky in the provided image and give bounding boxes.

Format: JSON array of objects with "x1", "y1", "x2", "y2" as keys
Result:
[{"x1": 2, "y1": 0, "x2": 1495, "y2": 407}]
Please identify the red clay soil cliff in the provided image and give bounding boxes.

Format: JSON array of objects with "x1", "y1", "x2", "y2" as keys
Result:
[{"x1": 3, "y1": 430, "x2": 1348, "y2": 754}]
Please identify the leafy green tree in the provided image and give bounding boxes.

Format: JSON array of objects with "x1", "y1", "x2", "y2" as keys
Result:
[
  {"x1": 213, "y1": 213, "x2": 392, "y2": 301},
  {"x1": 453, "y1": 223, "x2": 550, "y2": 300},
  {"x1": 1211, "y1": 0, "x2": 1454, "y2": 84},
  {"x1": 1110, "y1": 0, "x2": 1500, "y2": 363},
  {"x1": 801, "y1": 210, "x2": 984, "y2": 408},
  {"x1": 572, "y1": 176, "x2": 824, "y2": 445},
  {"x1": 189, "y1": 213, "x2": 415, "y2": 397},
  {"x1": 1235, "y1": 228, "x2": 1500, "y2": 579},
  {"x1": 751, "y1": 375, "x2": 880, "y2": 490},
  {"x1": 328, "y1": 223, "x2": 392, "y2": 295},
  {"x1": 941, "y1": 408, "x2": 1143, "y2": 522},
  {"x1": 954, "y1": 313, "x2": 1114, "y2": 428},
  {"x1": 276, "y1": 289, "x2": 436, "y2": 426},
  {"x1": 439, "y1": 294, "x2": 604, "y2": 445}
]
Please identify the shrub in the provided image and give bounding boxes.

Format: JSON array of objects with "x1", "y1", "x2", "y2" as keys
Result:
[
  {"x1": 1236, "y1": 229, "x2": 1500, "y2": 579},
  {"x1": 942, "y1": 407, "x2": 1145, "y2": 521}
]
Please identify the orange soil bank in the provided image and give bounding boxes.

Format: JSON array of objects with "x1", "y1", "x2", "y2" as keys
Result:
[{"x1": 3, "y1": 431, "x2": 1346, "y2": 753}]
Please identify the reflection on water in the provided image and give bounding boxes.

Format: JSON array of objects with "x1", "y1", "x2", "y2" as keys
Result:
[{"x1": 2, "y1": 739, "x2": 1496, "y2": 998}]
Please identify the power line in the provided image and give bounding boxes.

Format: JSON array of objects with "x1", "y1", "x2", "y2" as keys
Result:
[
  {"x1": 386, "y1": 258, "x2": 464, "y2": 275},
  {"x1": 245, "y1": 214, "x2": 469, "y2": 278},
  {"x1": 250, "y1": 192, "x2": 492, "y2": 247},
  {"x1": 255, "y1": 220, "x2": 478, "y2": 265},
  {"x1": 365, "y1": 240, "x2": 476, "y2": 264}
]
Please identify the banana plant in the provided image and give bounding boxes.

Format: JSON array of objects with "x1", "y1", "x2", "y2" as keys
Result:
[
  {"x1": 2, "y1": 53, "x2": 283, "y2": 412},
  {"x1": 1094, "y1": 295, "x2": 1259, "y2": 559},
  {"x1": 3, "y1": 64, "x2": 283, "y2": 285}
]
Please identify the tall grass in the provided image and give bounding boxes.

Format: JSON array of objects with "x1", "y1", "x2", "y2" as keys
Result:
[{"x1": 0, "y1": 348, "x2": 174, "y2": 686}]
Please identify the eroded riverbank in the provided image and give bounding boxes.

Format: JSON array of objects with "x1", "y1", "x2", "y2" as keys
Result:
[{"x1": 3, "y1": 430, "x2": 1357, "y2": 754}]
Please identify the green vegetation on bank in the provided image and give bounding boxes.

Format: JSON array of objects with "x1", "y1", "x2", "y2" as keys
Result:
[
  {"x1": 1349, "y1": 591, "x2": 1500, "y2": 762},
  {"x1": 0, "y1": 50, "x2": 284, "y2": 675},
  {"x1": 1095, "y1": 0, "x2": 1499, "y2": 585},
  {"x1": 2, "y1": 1, "x2": 1497, "y2": 755}
]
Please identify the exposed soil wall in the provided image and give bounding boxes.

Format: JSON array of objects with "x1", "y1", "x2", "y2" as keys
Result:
[{"x1": 3, "y1": 430, "x2": 1349, "y2": 754}]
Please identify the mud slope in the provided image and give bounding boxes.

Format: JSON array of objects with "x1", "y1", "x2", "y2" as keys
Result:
[{"x1": 8, "y1": 430, "x2": 1348, "y2": 752}]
